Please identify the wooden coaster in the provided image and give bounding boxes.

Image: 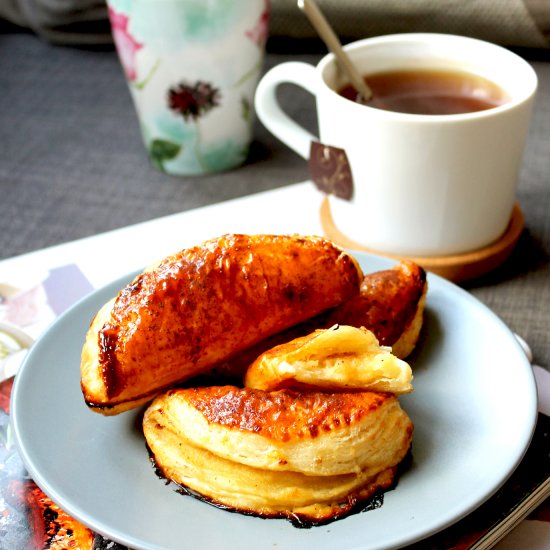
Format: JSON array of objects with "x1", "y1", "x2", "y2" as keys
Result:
[{"x1": 320, "y1": 197, "x2": 524, "y2": 283}]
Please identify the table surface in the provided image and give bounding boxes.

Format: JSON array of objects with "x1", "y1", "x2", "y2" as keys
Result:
[{"x1": 0, "y1": 29, "x2": 549, "y2": 549}]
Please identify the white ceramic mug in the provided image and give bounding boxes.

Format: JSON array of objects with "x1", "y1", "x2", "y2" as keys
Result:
[
  {"x1": 255, "y1": 34, "x2": 537, "y2": 257},
  {"x1": 108, "y1": 0, "x2": 269, "y2": 175}
]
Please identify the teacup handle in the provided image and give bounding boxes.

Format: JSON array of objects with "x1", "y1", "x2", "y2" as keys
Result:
[{"x1": 255, "y1": 62, "x2": 320, "y2": 159}]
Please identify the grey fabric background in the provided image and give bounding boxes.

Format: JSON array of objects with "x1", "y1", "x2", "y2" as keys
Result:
[
  {"x1": 0, "y1": 27, "x2": 549, "y2": 369},
  {"x1": 271, "y1": 0, "x2": 550, "y2": 48},
  {"x1": 1, "y1": 0, "x2": 549, "y2": 48}
]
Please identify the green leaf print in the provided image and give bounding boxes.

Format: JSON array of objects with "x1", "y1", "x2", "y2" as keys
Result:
[
  {"x1": 241, "y1": 96, "x2": 252, "y2": 122},
  {"x1": 149, "y1": 139, "x2": 181, "y2": 171}
]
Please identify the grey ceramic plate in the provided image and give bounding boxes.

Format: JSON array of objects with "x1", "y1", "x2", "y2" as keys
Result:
[{"x1": 11, "y1": 253, "x2": 537, "y2": 550}]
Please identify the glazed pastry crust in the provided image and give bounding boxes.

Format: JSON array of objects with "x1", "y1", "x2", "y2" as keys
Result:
[
  {"x1": 326, "y1": 260, "x2": 427, "y2": 359},
  {"x1": 80, "y1": 234, "x2": 362, "y2": 414},
  {"x1": 144, "y1": 387, "x2": 413, "y2": 522}
]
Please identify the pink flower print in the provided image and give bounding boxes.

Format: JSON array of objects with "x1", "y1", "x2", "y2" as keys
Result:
[
  {"x1": 108, "y1": 7, "x2": 143, "y2": 82},
  {"x1": 245, "y1": 0, "x2": 270, "y2": 48}
]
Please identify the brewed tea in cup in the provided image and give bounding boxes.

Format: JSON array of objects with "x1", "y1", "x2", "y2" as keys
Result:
[
  {"x1": 255, "y1": 34, "x2": 537, "y2": 257},
  {"x1": 339, "y1": 68, "x2": 508, "y2": 115}
]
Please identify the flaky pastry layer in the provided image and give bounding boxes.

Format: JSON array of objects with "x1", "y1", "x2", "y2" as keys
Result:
[
  {"x1": 244, "y1": 325, "x2": 413, "y2": 394},
  {"x1": 144, "y1": 387, "x2": 413, "y2": 521}
]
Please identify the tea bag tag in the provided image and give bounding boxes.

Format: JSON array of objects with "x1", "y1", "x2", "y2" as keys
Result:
[{"x1": 309, "y1": 141, "x2": 354, "y2": 200}]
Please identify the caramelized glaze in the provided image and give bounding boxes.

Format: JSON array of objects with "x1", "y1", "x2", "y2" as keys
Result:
[
  {"x1": 324, "y1": 260, "x2": 426, "y2": 346},
  {"x1": 178, "y1": 386, "x2": 390, "y2": 442}
]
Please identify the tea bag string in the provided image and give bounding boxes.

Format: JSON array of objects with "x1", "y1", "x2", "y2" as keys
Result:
[{"x1": 298, "y1": 0, "x2": 373, "y2": 103}]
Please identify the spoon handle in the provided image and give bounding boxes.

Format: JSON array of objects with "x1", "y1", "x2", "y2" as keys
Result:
[{"x1": 298, "y1": 0, "x2": 373, "y2": 101}]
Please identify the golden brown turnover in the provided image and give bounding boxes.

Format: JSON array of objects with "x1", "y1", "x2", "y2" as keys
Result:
[
  {"x1": 80, "y1": 234, "x2": 363, "y2": 415},
  {"x1": 144, "y1": 386, "x2": 413, "y2": 524}
]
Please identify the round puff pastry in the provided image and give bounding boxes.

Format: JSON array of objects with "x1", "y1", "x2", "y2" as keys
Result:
[
  {"x1": 143, "y1": 386, "x2": 413, "y2": 523},
  {"x1": 80, "y1": 234, "x2": 362, "y2": 415},
  {"x1": 244, "y1": 325, "x2": 413, "y2": 394}
]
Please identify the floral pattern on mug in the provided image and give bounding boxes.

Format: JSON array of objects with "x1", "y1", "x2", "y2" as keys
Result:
[
  {"x1": 168, "y1": 81, "x2": 221, "y2": 121},
  {"x1": 246, "y1": 0, "x2": 270, "y2": 48},
  {"x1": 107, "y1": 0, "x2": 269, "y2": 175},
  {"x1": 165, "y1": 80, "x2": 223, "y2": 171},
  {"x1": 108, "y1": 7, "x2": 142, "y2": 82}
]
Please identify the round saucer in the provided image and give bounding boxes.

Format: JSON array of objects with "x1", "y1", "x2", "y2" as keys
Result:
[{"x1": 320, "y1": 198, "x2": 524, "y2": 282}]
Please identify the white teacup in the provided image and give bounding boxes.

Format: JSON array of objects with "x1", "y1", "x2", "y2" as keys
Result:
[{"x1": 255, "y1": 34, "x2": 537, "y2": 257}]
